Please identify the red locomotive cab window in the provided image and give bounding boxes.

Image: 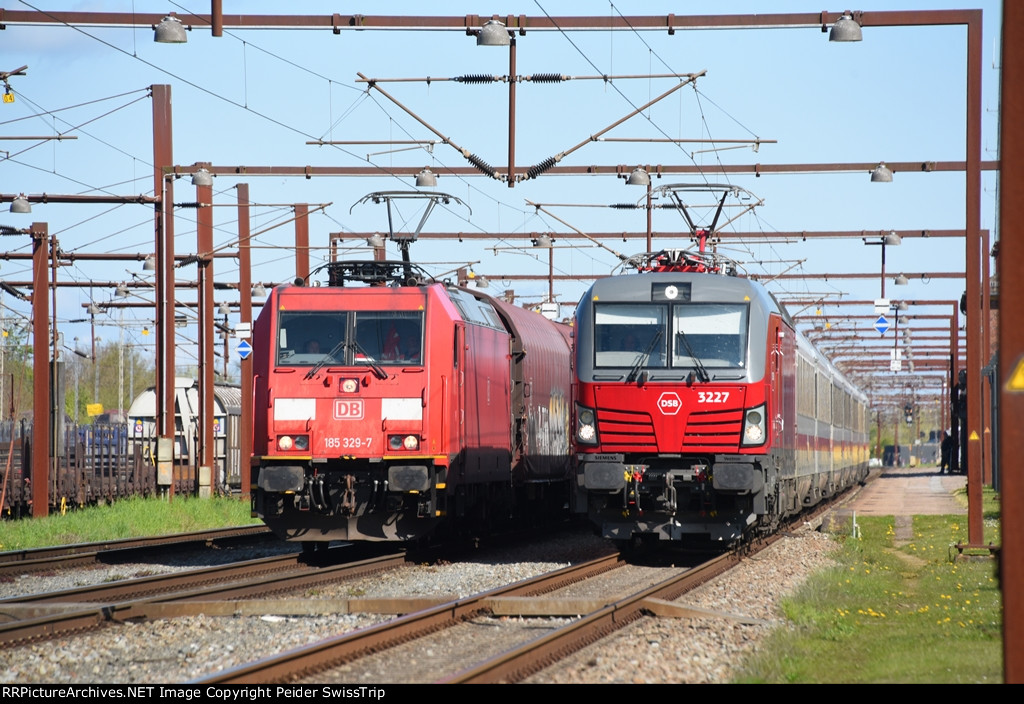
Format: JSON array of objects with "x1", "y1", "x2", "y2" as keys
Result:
[
  {"x1": 277, "y1": 312, "x2": 347, "y2": 366},
  {"x1": 275, "y1": 310, "x2": 424, "y2": 367},
  {"x1": 356, "y1": 312, "x2": 423, "y2": 365}
]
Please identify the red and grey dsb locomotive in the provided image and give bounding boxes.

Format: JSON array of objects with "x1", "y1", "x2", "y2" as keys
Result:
[
  {"x1": 251, "y1": 259, "x2": 572, "y2": 545},
  {"x1": 572, "y1": 247, "x2": 870, "y2": 545}
]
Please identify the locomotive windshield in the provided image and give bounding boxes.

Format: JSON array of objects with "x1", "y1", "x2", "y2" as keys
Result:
[
  {"x1": 672, "y1": 303, "x2": 747, "y2": 368},
  {"x1": 593, "y1": 302, "x2": 747, "y2": 370},
  {"x1": 593, "y1": 304, "x2": 667, "y2": 368},
  {"x1": 277, "y1": 311, "x2": 424, "y2": 366}
]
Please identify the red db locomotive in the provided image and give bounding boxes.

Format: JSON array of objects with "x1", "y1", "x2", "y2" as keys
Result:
[{"x1": 251, "y1": 259, "x2": 572, "y2": 547}]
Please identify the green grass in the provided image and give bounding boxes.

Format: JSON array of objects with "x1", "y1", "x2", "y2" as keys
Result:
[
  {"x1": 734, "y1": 487, "x2": 1003, "y2": 684},
  {"x1": 0, "y1": 496, "x2": 260, "y2": 552}
]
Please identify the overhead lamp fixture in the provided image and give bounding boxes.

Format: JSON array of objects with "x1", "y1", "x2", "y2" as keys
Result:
[
  {"x1": 476, "y1": 276, "x2": 490, "y2": 289},
  {"x1": 883, "y1": 232, "x2": 902, "y2": 246},
  {"x1": 829, "y1": 11, "x2": 863, "y2": 42},
  {"x1": 115, "y1": 283, "x2": 129, "y2": 298},
  {"x1": 154, "y1": 15, "x2": 188, "y2": 44},
  {"x1": 367, "y1": 234, "x2": 385, "y2": 248},
  {"x1": 10, "y1": 194, "x2": 31, "y2": 214},
  {"x1": 898, "y1": 316, "x2": 910, "y2": 325},
  {"x1": 477, "y1": 19, "x2": 511, "y2": 47},
  {"x1": 191, "y1": 168, "x2": 213, "y2": 187},
  {"x1": 871, "y1": 162, "x2": 893, "y2": 182},
  {"x1": 142, "y1": 254, "x2": 156, "y2": 271},
  {"x1": 894, "y1": 274, "x2": 909, "y2": 286},
  {"x1": 533, "y1": 234, "x2": 553, "y2": 248},
  {"x1": 625, "y1": 167, "x2": 651, "y2": 187},
  {"x1": 415, "y1": 168, "x2": 437, "y2": 188},
  {"x1": 897, "y1": 301, "x2": 909, "y2": 311},
  {"x1": 87, "y1": 302, "x2": 101, "y2": 315},
  {"x1": 252, "y1": 283, "x2": 267, "y2": 298},
  {"x1": 218, "y1": 302, "x2": 231, "y2": 316}
]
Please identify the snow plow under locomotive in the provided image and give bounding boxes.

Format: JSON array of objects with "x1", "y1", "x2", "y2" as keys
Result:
[
  {"x1": 571, "y1": 246, "x2": 870, "y2": 546},
  {"x1": 250, "y1": 258, "x2": 573, "y2": 545}
]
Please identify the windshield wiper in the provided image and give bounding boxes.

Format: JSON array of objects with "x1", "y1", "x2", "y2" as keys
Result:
[
  {"x1": 626, "y1": 329, "x2": 663, "y2": 383},
  {"x1": 675, "y1": 328, "x2": 710, "y2": 383},
  {"x1": 349, "y1": 339, "x2": 388, "y2": 380},
  {"x1": 304, "y1": 338, "x2": 389, "y2": 381},
  {"x1": 304, "y1": 340, "x2": 348, "y2": 380}
]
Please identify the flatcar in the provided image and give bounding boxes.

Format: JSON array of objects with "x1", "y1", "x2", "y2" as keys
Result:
[
  {"x1": 571, "y1": 248, "x2": 870, "y2": 545},
  {"x1": 250, "y1": 259, "x2": 573, "y2": 545}
]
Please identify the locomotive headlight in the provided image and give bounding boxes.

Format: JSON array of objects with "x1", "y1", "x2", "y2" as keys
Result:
[
  {"x1": 575, "y1": 404, "x2": 598, "y2": 445},
  {"x1": 277, "y1": 435, "x2": 310, "y2": 452},
  {"x1": 388, "y1": 434, "x2": 420, "y2": 451},
  {"x1": 741, "y1": 405, "x2": 767, "y2": 447},
  {"x1": 340, "y1": 378, "x2": 359, "y2": 394}
]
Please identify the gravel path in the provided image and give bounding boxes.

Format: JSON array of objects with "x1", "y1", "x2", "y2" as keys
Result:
[{"x1": 0, "y1": 527, "x2": 837, "y2": 684}]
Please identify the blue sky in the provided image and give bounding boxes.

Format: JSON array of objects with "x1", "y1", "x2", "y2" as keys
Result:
[{"x1": 0, "y1": 1, "x2": 1002, "y2": 394}]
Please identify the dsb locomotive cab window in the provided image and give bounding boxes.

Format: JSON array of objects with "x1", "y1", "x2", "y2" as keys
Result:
[{"x1": 593, "y1": 302, "x2": 748, "y2": 370}]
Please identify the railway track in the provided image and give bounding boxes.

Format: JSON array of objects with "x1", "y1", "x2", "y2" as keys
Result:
[
  {"x1": 194, "y1": 536, "x2": 769, "y2": 684},
  {"x1": 0, "y1": 546, "x2": 408, "y2": 648},
  {"x1": 0, "y1": 525, "x2": 273, "y2": 578},
  {"x1": 0, "y1": 491, "x2": 860, "y2": 683}
]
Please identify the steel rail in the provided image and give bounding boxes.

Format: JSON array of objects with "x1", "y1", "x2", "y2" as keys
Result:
[
  {"x1": 440, "y1": 549, "x2": 752, "y2": 683},
  {"x1": 0, "y1": 550, "x2": 407, "y2": 647},
  {"x1": 194, "y1": 552, "x2": 625, "y2": 684},
  {"x1": 0, "y1": 525, "x2": 270, "y2": 572}
]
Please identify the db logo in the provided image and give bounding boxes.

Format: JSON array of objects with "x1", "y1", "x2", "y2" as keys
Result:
[
  {"x1": 334, "y1": 399, "x2": 364, "y2": 420},
  {"x1": 657, "y1": 391, "x2": 682, "y2": 416}
]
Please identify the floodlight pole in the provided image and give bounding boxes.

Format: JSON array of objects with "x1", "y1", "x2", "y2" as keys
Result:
[
  {"x1": 30, "y1": 223, "x2": 48, "y2": 517},
  {"x1": 152, "y1": 84, "x2": 176, "y2": 499},
  {"x1": 236, "y1": 184, "x2": 254, "y2": 499},
  {"x1": 196, "y1": 170, "x2": 215, "y2": 497}
]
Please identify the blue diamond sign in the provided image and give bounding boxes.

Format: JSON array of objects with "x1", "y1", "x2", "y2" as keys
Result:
[
  {"x1": 236, "y1": 339, "x2": 252, "y2": 360},
  {"x1": 874, "y1": 315, "x2": 890, "y2": 335}
]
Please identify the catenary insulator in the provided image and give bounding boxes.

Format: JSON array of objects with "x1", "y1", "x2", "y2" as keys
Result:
[
  {"x1": 455, "y1": 74, "x2": 497, "y2": 84},
  {"x1": 467, "y1": 153, "x2": 497, "y2": 178},
  {"x1": 525, "y1": 156, "x2": 557, "y2": 180},
  {"x1": 528, "y1": 73, "x2": 565, "y2": 83}
]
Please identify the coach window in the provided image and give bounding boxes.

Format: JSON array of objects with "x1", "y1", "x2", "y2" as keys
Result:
[
  {"x1": 593, "y1": 304, "x2": 667, "y2": 368},
  {"x1": 672, "y1": 303, "x2": 747, "y2": 369}
]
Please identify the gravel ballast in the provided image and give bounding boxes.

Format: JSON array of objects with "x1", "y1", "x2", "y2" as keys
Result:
[{"x1": 0, "y1": 527, "x2": 838, "y2": 684}]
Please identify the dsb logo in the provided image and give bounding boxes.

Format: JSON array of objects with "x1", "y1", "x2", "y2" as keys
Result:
[
  {"x1": 657, "y1": 392, "x2": 682, "y2": 416},
  {"x1": 334, "y1": 399, "x2": 364, "y2": 420}
]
